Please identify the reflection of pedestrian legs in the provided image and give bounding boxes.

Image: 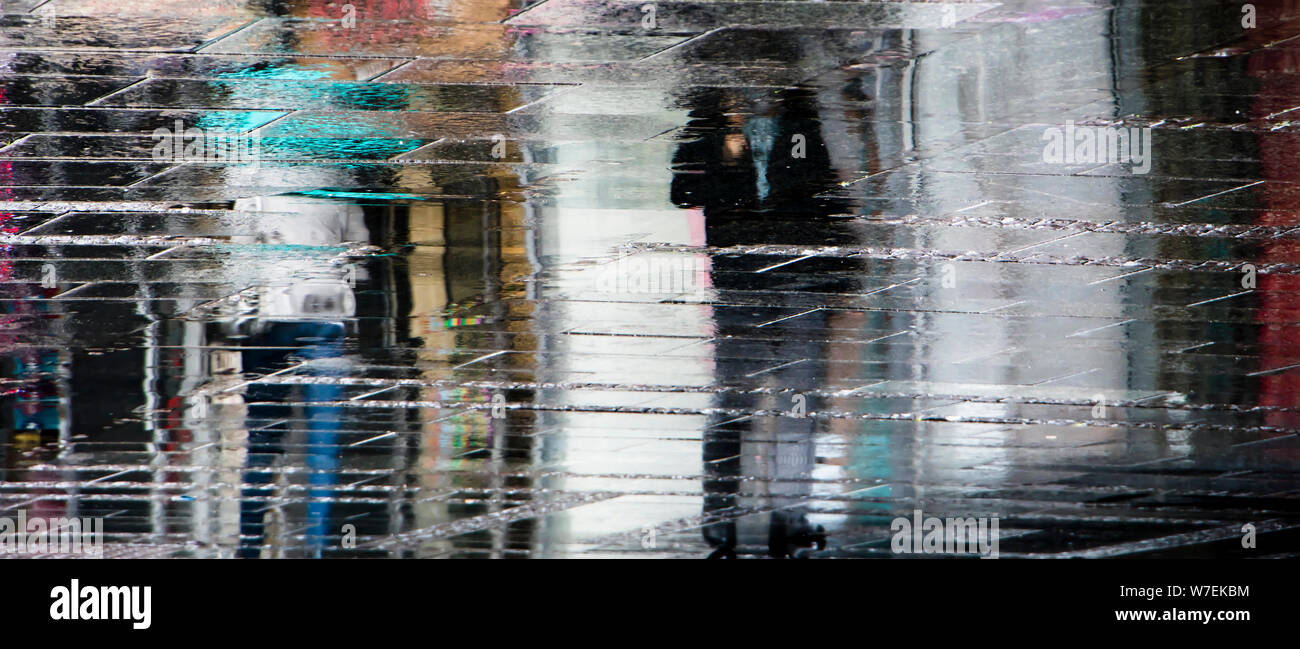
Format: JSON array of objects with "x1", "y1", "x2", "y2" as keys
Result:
[
  {"x1": 303, "y1": 359, "x2": 345, "y2": 558},
  {"x1": 236, "y1": 322, "x2": 346, "y2": 558},
  {"x1": 238, "y1": 423, "x2": 282, "y2": 559}
]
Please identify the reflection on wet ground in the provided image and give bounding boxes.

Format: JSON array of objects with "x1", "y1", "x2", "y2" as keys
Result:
[{"x1": 2, "y1": 0, "x2": 1299, "y2": 558}]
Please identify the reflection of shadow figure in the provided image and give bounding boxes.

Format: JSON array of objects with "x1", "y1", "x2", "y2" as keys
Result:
[
  {"x1": 672, "y1": 87, "x2": 846, "y2": 558},
  {"x1": 672, "y1": 89, "x2": 845, "y2": 225}
]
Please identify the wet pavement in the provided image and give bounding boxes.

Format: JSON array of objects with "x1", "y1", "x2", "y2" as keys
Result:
[{"x1": 2, "y1": 0, "x2": 1300, "y2": 558}]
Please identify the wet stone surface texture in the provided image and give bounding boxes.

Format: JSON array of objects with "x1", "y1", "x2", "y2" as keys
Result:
[{"x1": 2, "y1": 0, "x2": 1299, "y2": 558}]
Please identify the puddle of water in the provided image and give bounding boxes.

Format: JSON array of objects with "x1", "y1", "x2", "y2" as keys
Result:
[{"x1": 2, "y1": 0, "x2": 1299, "y2": 559}]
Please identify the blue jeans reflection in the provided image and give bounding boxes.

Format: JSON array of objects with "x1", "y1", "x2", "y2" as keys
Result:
[{"x1": 239, "y1": 321, "x2": 346, "y2": 559}]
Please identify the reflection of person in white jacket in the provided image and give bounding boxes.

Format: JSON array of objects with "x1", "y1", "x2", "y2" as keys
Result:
[
  {"x1": 218, "y1": 194, "x2": 371, "y2": 557},
  {"x1": 232, "y1": 195, "x2": 370, "y2": 247},
  {"x1": 230, "y1": 195, "x2": 369, "y2": 323}
]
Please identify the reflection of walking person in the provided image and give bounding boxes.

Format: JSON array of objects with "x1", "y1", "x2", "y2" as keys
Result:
[
  {"x1": 224, "y1": 194, "x2": 365, "y2": 558},
  {"x1": 671, "y1": 87, "x2": 843, "y2": 558}
]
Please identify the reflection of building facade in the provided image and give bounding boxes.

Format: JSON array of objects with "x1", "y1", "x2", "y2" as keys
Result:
[
  {"x1": 1242, "y1": 1, "x2": 1300, "y2": 464},
  {"x1": 887, "y1": 7, "x2": 1142, "y2": 508}
]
